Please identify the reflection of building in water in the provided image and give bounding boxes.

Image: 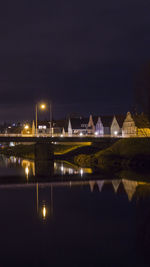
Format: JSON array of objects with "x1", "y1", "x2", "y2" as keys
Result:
[
  {"x1": 97, "y1": 181, "x2": 104, "y2": 192},
  {"x1": 89, "y1": 179, "x2": 143, "y2": 201},
  {"x1": 89, "y1": 181, "x2": 95, "y2": 192},
  {"x1": 34, "y1": 179, "x2": 150, "y2": 221},
  {"x1": 112, "y1": 180, "x2": 121, "y2": 193},
  {"x1": 122, "y1": 179, "x2": 138, "y2": 201}
]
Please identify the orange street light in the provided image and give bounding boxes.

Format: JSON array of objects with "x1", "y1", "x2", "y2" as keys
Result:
[{"x1": 35, "y1": 103, "x2": 47, "y2": 135}]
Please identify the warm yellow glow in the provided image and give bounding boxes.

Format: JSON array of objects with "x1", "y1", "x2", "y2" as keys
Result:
[
  {"x1": 22, "y1": 160, "x2": 35, "y2": 176},
  {"x1": 40, "y1": 103, "x2": 46, "y2": 110},
  {"x1": 42, "y1": 205, "x2": 47, "y2": 219},
  {"x1": 24, "y1": 124, "x2": 29, "y2": 129},
  {"x1": 25, "y1": 166, "x2": 29, "y2": 179}
]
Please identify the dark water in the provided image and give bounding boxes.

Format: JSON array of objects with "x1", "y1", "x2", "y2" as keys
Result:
[{"x1": 0, "y1": 155, "x2": 150, "y2": 266}]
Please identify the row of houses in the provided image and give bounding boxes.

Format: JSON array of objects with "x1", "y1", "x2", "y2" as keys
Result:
[
  {"x1": 5, "y1": 111, "x2": 150, "y2": 137},
  {"x1": 67, "y1": 112, "x2": 150, "y2": 137}
]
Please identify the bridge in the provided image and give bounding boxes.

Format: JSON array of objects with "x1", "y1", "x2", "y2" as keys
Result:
[
  {"x1": 0, "y1": 134, "x2": 120, "y2": 143},
  {"x1": 0, "y1": 134, "x2": 121, "y2": 167}
]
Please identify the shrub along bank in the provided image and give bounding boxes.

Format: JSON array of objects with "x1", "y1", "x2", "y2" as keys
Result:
[{"x1": 74, "y1": 138, "x2": 150, "y2": 170}]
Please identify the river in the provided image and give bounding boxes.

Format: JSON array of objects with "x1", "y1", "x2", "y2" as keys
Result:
[{"x1": 0, "y1": 155, "x2": 149, "y2": 266}]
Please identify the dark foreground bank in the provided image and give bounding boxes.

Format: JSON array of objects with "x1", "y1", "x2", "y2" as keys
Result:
[{"x1": 74, "y1": 138, "x2": 150, "y2": 170}]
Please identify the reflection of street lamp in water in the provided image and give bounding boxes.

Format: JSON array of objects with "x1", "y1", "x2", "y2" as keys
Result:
[
  {"x1": 36, "y1": 184, "x2": 53, "y2": 221},
  {"x1": 25, "y1": 166, "x2": 29, "y2": 180},
  {"x1": 42, "y1": 204, "x2": 47, "y2": 220}
]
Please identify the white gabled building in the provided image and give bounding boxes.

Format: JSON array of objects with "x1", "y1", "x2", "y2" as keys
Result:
[
  {"x1": 95, "y1": 117, "x2": 104, "y2": 135},
  {"x1": 111, "y1": 115, "x2": 125, "y2": 136}
]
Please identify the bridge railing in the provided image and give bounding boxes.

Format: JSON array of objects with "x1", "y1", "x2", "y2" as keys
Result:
[{"x1": 0, "y1": 133, "x2": 122, "y2": 138}]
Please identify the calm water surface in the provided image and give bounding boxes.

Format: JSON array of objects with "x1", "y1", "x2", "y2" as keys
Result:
[{"x1": 0, "y1": 155, "x2": 149, "y2": 266}]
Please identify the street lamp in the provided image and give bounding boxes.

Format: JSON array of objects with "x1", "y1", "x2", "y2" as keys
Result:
[
  {"x1": 35, "y1": 103, "x2": 46, "y2": 136},
  {"x1": 35, "y1": 102, "x2": 52, "y2": 136}
]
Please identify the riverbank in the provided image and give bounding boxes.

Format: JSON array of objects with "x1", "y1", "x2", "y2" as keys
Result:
[
  {"x1": 74, "y1": 138, "x2": 150, "y2": 170},
  {"x1": 0, "y1": 143, "x2": 99, "y2": 160}
]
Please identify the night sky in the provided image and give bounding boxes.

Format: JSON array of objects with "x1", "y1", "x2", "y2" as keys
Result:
[{"x1": 1, "y1": 0, "x2": 150, "y2": 122}]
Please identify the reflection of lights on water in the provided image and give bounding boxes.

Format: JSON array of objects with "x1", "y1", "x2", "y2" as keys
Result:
[
  {"x1": 61, "y1": 165, "x2": 64, "y2": 173},
  {"x1": 25, "y1": 166, "x2": 29, "y2": 179},
  {"x1": 42, "y1": 205, "x2": 47, "y2": 219},
  {"x1": 54, "y1": 162, "x2": 57, "y2": 168},
  {"x1": 54, "y1": 161, "x2": 92, "y2": 175},
  {"x1": 10, "y1": 156, "x2": 17, "y2": 163},
  {"x1": 80, "y1": 168, "x2": 84, "y2": 176},
  {"x1": 22, "y1": 160, "x2": 35, "y2": 177},
  {"x1": 69, "y1": 168, "x2": 73, "y2": 175}
]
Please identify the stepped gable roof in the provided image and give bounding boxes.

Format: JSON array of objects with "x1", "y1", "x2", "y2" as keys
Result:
[
  {"x1": 132, "y1": 113, "x2": 150, "y2": 128},
  {"x1": 100, "y1": 115, "x2": 113, "y2": 127},
  {"x1": 115, "y1": 115, "x2": 126, "y2": 128},
  {"x1": 69, "y1": 117, "x2": 89, "y2": 129}
]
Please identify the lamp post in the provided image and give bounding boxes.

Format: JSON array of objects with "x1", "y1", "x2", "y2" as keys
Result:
[
  {"x1": 35, "y1": 103, "x2": 46, "y2": 136},
  {"x1": 35, "y1": 102, "x2": 52, "y2": 136},
  {"x1": 35, "y1": 104, "x2": 38, "y2": 136},
  {"x1": 49, "y1": 101, "x2": 52, "y2": 136}
]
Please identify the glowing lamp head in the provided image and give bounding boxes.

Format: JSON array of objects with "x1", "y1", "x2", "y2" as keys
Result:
[
  {"x1": 40, "y1": 104, "x2": 46, "y2": 110},
  {"x1": 79, "y1": 132, "x2": 83, "y2": 136},
  {"x1": 114, "y1": 131, "x2": 118, "y2": 136},
  {"x1": 95, "y1": 131, "x2": 98, "y2": 136}
]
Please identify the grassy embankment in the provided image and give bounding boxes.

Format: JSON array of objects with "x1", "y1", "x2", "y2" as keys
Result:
[{"x1": 74, "y1": 138, "x2": 150, "y2": 170}]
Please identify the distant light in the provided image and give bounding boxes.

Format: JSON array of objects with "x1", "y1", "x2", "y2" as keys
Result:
[
  {"x1": 79, "y1": 132, "x2": 83, "y2": 136},
  {"x1": 114, "y1": 131, "x2": 118, "y2": 135},
  {"x1": 24, "y1": 124, "x2": 29, "y2": 129},
  {"x1": 60, "y1": 134, "x2": 63, "y2": 137},
  {"x1": 40, "y1": 104, "x2": 46, "y2": 110},
  {"x1": 9, "y1": 142, "x2": 15, "y2": 147},
  {"x1": 95, "y1": 131, "x2": 98, "y2": 136}
]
